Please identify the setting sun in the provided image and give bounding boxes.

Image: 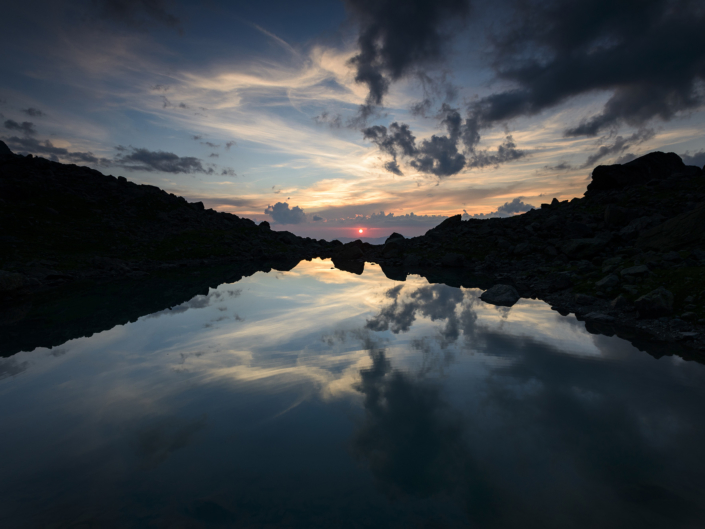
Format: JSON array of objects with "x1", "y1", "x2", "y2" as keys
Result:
[{"x1": 358, "y1": 229, "x2": 363, "y2": 233}]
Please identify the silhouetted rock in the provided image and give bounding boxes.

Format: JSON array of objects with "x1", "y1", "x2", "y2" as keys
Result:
[
  {"x1": 0, "y1": 140, "x2": 13, "y2": 159},
  {"x1": 386, "y1": 232, "x2": 404, "y2": 242},
  {"x1": 635, "y1": 287, "x2": 674, "y2": 319},
  {"x1": 441, "y1": 253, "x2": 464, "y2": 267},
  {"x1": 336, "y1": 244, "x2": 365, "y2": 260},
  {"x1": 480, "y1": 284, "x2": 520, "y2": 307},
  {"x1": 587, "y1": 152, "x2": 685, "y2": 192}
]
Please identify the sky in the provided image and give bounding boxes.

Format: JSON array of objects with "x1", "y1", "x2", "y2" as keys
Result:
[{"x1": 2, "y1": 0, "x2": 705, "y2": 240}]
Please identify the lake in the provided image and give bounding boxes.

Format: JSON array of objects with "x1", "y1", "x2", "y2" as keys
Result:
[{"x1": 1, "y1": 258, "x2": 704, "y2": 528}]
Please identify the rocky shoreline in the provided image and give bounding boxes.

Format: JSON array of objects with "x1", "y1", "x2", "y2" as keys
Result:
[{"x1": 1, "y1": 141, "x2": 704, "y2": 358}]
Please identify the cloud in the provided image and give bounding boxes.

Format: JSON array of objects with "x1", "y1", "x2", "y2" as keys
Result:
[
  {"x1": 225, "y1": 141, "x2": 236, "y2": 150},
  {"x1": 364, "y1": 104, "x2": 527, "y2": 177},
  {"x1": 201, "y1": 141, "x2": 219, "y2": 148},
  {"x1": 680, "y1": 149, "x2": 705, "y2": 168},
  {"x1": 313, "y1": 111, "x2": 343, "y2": 129},
  {"x1": 344, "y1": 0, "x2": 470, "y2": 111},
  {"x1": 264, "y1": 202, "x2": 307, "y2": 224},
  {"x1": 581, "y1": 128, "x2": 655, "y2": 168},
  {"x1": 4, "y1": 119, "x2": 36, "y2": 136},
  {"x1": 320, "y1": 210, "x2": 450, "y2": 229},
  {"x1": 465, "y1": 135, "x2": 526, "y2": 169},
  {"x1": 312, "y1": 215, "x2": 323, "y2": 221},
  {"x1": 22, "y1": 108, "x2": 45, "y2": 117},
  {"x1": 464, "y1": 197, "x2": 534, "y2": 219},
  {"x1": 114, "y1": 146, "x2": 211, "y2": 174},
  {"x1": 3, "y1": 136, "x2": 111, "y2": 164},
  {"x1": 0, "y1": 358, "x2": 29, "y2": 379},
  {"x1": 482, "y1": 0, "x2": 705, "y2": 138}
]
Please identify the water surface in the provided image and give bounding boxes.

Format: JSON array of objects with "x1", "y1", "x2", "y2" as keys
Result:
[{"x1": 1, "y1": 259, "x2": 704, "y2": 527}]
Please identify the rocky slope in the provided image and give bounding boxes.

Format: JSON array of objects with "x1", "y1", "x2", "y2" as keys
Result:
[
  {"x1": 0, "y1": 141, "x2": 338, "y2": 297},
  {"x1": 330, "y1": 152, "x2": 705, "y2": 356}
]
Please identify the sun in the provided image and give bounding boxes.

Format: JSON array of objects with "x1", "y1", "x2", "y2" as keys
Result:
[{"x1": 358, "y1": 228, "x2": 363, "y2": 234}]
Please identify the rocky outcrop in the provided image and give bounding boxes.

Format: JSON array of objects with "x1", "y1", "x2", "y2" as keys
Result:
[
  {"x1": 0, "y1": 140, "x2": 338, "y2": 296},
  {"x1": 480, "y1": 284, "x2": 520, "y2": 307}
]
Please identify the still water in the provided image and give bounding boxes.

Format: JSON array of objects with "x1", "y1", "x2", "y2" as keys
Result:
[{"x1": 1, "y1": 259, "x2": 704, "y2": 528}]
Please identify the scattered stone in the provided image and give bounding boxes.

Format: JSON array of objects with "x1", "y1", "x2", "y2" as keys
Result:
[
  {"x1": 620, "y1": 264, "x2": 650, "y2": 278},
  {"x1": 584, "y1": 312, "x2": 616, "y2": 323},
  {"x1": 480, "y1": 284, "x2": 520, "y2": 307},
  {"x1": 575, "y1": 293, "x2": 597, "y2": 305},
  {"x1": 610, "y1": 295, "x2": 630, "y2": 310},
  {"x1": 635, "y1": 287, "x2": 674, "y2": 318},
  {"x1": 596, "y1": 274, "x2": 620, "y2": 288}
]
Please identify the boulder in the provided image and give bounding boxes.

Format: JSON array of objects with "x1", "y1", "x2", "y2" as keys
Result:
[
  {"x1": 441, "y1": 253, "x2": 464, "y2": 267},
  {"x1": 258, "y1": 221, "x2": 271, "y2": 231},
  {"x1": 0, "y1": 140, "x2": 13, "y2": 159},
  {"x1": 575, "y1": 293, "x2": 597, "y2": 305},
  {"x1": 596, "y1": 274, "x2": 620, "y2": 289},
  {"x1": 386, "y1": 232, "x2": 405, "y2": 243},
  {"x1": 513, "y1": 242, "x2": 532, "y2": 256},
  {"x1": 336, "y1": 244, "x2": 364, "y2": 260},
  {"x1": 562, "y1": 237, "x2": 609, "y2": 259},
  {"x1": 382, "y1": 238, "x2": 404, "y2": 258},
  {"x1": 480, "y1": 284, "x2": 520, "y2": 307},
  {"x1": 619, "y1": 215, "x2": 663, "y2": 239},
  {"x1": 637, "y1": 200, "x2": 705, "y2": 251},
  {"x1": 620, "y1": 264, "x2": 650, "y2": 278},
  {"x1": 587, "y1": 152, "x2": 685, "y2": 192},
  {"x1": 604, "y1": 205, "x2": 628, "y2": 226},
  {"x1": 435, "y1": 214, "x2": 462, "y2": 230},
  {"x1": 635, "y1": 287, "x2": 674, "y2": 318},
  {"x1": 610, "y1": 294, "x2": 630, "y2": 310}
]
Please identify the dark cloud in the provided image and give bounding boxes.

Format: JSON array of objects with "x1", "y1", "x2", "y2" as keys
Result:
[
  {"x1": 264, "y1": 202, "x2": 307, "y2": 224},
  {"x1": 465, "y1": 135, "x2": 526, "y2": 169},
  {"x1": 95, "y1": 0, "x2": 182, "y2": 31},
  {"x1": 209, "y1": 153, "x2": 219, "y2": 158},
  {"x1": 465, "y1": 197, "x2": 534, "y2": 219},
  {"x1": 114, "y1": 146, "x2": 210, "y2": 174},
  {"x1": 364, "y1": 105, "x2": 525, "y2": 177},
  {"x1": 225, "y1": 141, "x2": 236, "y2": 150},
  {"x1": 201, "y1": 141, "x2": 219, "y2": 148},
  {"x1": 410, "y1": 72, "x2": 459, "y2": 117},
  {"x1": 151, "y1": 84, "x2": 170, "y2": 91},
  {"x1": 4, "y1": 119, "x2": 36, "y2": 136},
  {"x1": 220, "y1": 168, "x2": 236, "y2": 177},
  {"x1": 345, "y1": 0, "x2": 470, "y2": 112},
  {"x1": 3, "y1": 136, "x2": 110, "y2": 165},
  {"x1": 312, "y1": 215, "x2": 323, "y2": 221},
  {"x1": 178, "y1": 102, "x2": 189, "y2": 109},
  {"x1": 680, "y1": 149, "x2": 705, "y2": 168},
  {"x1": 581, "y1": 128, "x2": 655, "y2": 168},
  {"x1": 482, "y1": 0, "x2": 705, "y2": 138},
  {"x1": 0, "y1": 358, "x2": 29, "y2": 379},
  {"x1": 22, "y1": 108, "x2": 44, "y2": 117},
  {"x1": 313, "y1": 111, "x2": 343, "y2": 129},
  {"x1": 192, "y1": 135, "x2": 202, "y2": 140}
]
